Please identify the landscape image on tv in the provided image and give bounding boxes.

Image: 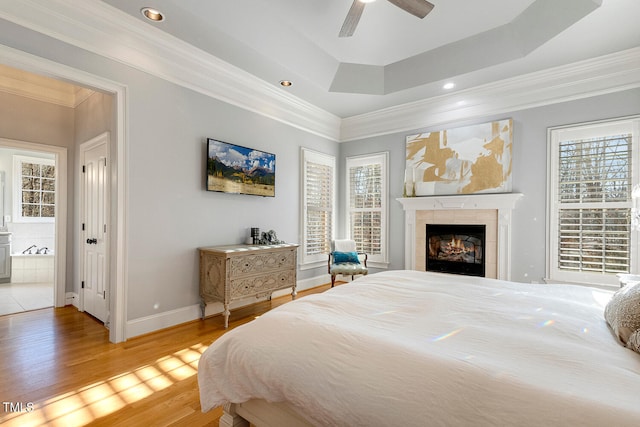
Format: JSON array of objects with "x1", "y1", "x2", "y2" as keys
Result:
[{"x1": 206, "y1": 138, "x2": 276, "y2": 197}]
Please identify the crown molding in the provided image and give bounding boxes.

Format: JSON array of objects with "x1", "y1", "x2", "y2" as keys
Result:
[
  {"x1": 0, "y1": 0, "x2": 341, "y2": 141},
  {"x1": 0, "y1": 1, "x2": 637, "y2": 143},
  {"x1": 341, "y1": 47, "x2": 640, "y2": 141}
]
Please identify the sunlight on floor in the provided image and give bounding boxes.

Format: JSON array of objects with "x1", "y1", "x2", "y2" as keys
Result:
[{"x1": 2, "y1": 343, "x2": 208, "y2": 426}]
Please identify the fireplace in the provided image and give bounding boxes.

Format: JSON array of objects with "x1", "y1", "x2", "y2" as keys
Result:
[
  {"x1": 426, "y1": 224, "x2": 486, "y2": 277},
  {"x1": 397, "y1": 193, "x2": 522, "y2": 280}
]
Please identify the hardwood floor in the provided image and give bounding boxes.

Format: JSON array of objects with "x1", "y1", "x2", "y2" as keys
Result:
[{"x1": 0, "y1": 283, "x2": 337, "y2": 426}]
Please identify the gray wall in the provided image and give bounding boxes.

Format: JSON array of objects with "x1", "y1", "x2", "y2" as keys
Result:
[
  {"x1": 0, "y1": 18, "x2": 338, "y2": 321},
  {"x1": 117, "y1": 73, "x2": 337, "y2": 319},
  {"x1": 340, "y1": 88, "x2": 640, "y2": 283}
]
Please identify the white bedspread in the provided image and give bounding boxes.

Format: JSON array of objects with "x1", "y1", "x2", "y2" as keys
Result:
[{"x1": 198, "y1": 270, "x2": 640, "y2": 426}]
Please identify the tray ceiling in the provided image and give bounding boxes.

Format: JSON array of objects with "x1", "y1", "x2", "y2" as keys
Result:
[{"x1": 99, "y1": 0, "x2": 639, "y2": 117}]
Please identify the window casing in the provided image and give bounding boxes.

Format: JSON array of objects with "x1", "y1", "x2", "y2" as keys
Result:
[
  {"x1": 13, "y1": 155, "x2": 55, "y2": 223},
  {"x1": 301, "y1": 148, "x2": 336, "y2": 267},
  {"x1": 547, "y1": 117, "x2": 640, "y2": 286},
  {"x1": 346, "y1": 152, "x2": 389, "y2": 267}
]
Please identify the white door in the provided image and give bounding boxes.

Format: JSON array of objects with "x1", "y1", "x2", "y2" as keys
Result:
[{"x1": 81, "y1": 133, "x2": 109, "y2": 323}]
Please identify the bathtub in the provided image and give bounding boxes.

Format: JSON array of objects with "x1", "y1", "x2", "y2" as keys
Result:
[{"x1": 11, "y1": 253, "x2": 55, "y2": 283}]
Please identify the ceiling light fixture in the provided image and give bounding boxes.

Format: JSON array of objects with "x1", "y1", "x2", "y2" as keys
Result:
[
  {"x1": 280, "y1": 80, "x2": 293, "y2": 87},
  {"x1": 141, "y1": 7, "x2": 165, "y2": 22},
  {"x1": 443, "y1": 82, "x2": 456, "y2": 90},
  {"x1": 359, "y1": 0, "x2": 377, "y2": 3}
]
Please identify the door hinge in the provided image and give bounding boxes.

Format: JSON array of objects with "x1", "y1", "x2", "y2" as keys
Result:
[
  {"x1": 82, "y1": 165, "x2": 85, "y2": 173},
  {"x1": 103, "y1": 291, "x2": 106, "y2": 299},
  {"x1": 82, "y1": 223, "x2": 85, "y2": 231},
  {"x1": 104, "y1": 224, "x2": 107, "y2": 233},
  {"x1": 81, "y1": 281, "x2": 85, "y2": 289},
  {"x1": 104, "y1": 158, "x2": 107, "y2": 167}
]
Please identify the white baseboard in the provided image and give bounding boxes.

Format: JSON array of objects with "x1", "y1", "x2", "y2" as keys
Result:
[
  {"x1": 66, "y1": 292, "x2": 79, "y2": 308},
  {"x1": 126, "y1": 304, "x2": 201, "y2": 339},
  {"x1": 126, "y1": 274, "x2": 331, "y2": 339}
]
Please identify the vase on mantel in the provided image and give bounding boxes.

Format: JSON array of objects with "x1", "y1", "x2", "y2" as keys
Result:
[{"x1": 403, "y1": 169, "x2": 416, "y2": 197}]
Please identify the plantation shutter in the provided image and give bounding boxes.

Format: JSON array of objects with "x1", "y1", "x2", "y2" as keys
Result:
[
  {"x1": 301, "y1": 149, "x2": 335, "y2": 265},
  {"x1": 346, "y1": 153, "x2": 388, "y2": 267},
  {"x1": 349, "y1": 163, "x2": 382, "y2": 255},
  {"x1": 556, "y1": 134, "x2": 632, "y2": 274},
  {"x1": 306, "y1": 162, "x2": 333, "y2": 256}
]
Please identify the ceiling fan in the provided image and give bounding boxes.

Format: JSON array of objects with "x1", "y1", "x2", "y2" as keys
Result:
[{"x1": 339, "y1": 0, "x2": 435, "y2": 37}]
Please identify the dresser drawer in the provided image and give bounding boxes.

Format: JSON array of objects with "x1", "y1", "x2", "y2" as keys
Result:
[
  {"x1": 230, "y1": 270, "x2": 296, "y2": 298},
  {"x1": 230, "y1": 249, "x2": 295, "y2": 277}
]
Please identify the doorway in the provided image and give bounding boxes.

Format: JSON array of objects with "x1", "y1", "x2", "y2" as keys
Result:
[
  {"x1": 0, "y1": 46, "x2": 127, "y2": 343},
  {"x1": 0, "y1": 147, "x2": 57, "y2": 316},
  {"x1": 0, "y1": 139, "x2": 67, "y2": 316}
]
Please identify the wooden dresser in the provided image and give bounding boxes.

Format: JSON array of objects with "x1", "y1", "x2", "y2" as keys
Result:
[{"x1": 198, "y1": 243, "x2": 298, "y2": 327}]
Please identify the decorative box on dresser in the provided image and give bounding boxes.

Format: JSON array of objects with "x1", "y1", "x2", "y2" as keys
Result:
[{"x1": 198, "y1": 243, "x2": 298, "y2": 328}]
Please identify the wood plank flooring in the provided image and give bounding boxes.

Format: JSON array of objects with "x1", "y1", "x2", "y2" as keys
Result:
[{"x1": 0, "y1": 283, "x2": 337, "y2": 426}]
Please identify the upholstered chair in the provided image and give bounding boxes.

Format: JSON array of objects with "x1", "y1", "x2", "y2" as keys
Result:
[{"x1": 328, "y1": 239, "x2": 368, "y2": 287}]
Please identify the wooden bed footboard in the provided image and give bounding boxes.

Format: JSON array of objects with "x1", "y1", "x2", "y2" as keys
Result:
[
  {"x1": 220, "y1": 403, "x2": 249, "y2": 427},
  {"x1": 220, "y1": 400, "x2": 314, "y2": 427}
]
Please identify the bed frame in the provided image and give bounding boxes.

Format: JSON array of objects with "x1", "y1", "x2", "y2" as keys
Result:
[{"x1": 220, "y1": 400, "x2": 314, "y2": 427}]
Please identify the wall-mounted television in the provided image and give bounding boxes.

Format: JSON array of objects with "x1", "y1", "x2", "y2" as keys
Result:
[{"x1": 206, "y1": 138, "x2": 276, "y2": 197}]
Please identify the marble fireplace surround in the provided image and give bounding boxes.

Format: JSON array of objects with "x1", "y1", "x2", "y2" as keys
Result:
[{"x1": 397, "y1": 193, "x2": 523, "y2": 280}]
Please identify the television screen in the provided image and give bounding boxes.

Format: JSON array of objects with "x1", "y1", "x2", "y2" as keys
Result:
[{"x1": 206, "y1": 138, "x2": 276, "y2": 197}]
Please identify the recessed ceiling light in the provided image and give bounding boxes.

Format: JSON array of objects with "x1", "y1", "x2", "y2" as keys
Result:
[
  {"x1": 359, "y1": 0, "x2": 377, "y2": 3},
  {"x1": 141, "y1": 7, "x2": 165, "y2": 22},
  {"x1": 443, "y1": 82, "x2": 456, "y2": 90},
  {"x1": 280, "y1": 80, "x2": 293, "y2": 87}
]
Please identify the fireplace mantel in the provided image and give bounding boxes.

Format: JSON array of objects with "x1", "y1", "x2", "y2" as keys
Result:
[{"x1": 397, "y1": 193, "x2": 523, "y2": 280}]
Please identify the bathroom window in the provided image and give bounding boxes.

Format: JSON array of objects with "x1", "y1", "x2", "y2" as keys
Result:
[{"x1": 13, "y1": 155, "x2": 55, "y2": 223}]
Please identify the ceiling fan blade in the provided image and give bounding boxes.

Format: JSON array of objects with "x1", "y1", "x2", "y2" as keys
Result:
[
  {"x1": 386, "y1": 0, "x2": 434, "y2": 19},
  {"x1": 339, "y1": 0, "x2": 366, "y2": 37}
]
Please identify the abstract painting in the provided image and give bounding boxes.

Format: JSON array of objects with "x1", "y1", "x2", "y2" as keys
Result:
[{"x1": 405, "y1": 119, "x2": 513, "y2": 196}]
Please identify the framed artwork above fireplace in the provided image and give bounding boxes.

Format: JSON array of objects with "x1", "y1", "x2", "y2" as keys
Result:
[{"x1": 406, "y1": 118, "x2": 513, "y2": 196}]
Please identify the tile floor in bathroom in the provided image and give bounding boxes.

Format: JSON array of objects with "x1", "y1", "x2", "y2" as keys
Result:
[{"x1": 0, "y1": 282, "x2": 54, "y2": 316}]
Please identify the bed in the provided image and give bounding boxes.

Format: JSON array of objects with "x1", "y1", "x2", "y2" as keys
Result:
[{"x1": 198, "y1": 270, "x2": 640, "y2": 427}]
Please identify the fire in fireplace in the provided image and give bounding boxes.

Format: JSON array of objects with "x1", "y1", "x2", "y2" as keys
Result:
[{"x1": 426, "y1": 224, "x2": 486, "y2": 277}]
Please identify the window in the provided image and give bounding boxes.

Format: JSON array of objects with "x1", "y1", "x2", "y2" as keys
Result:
[
  {"x1": 548, "y1": 117, "x2": 640, "y2": 286},
  {"x1": 346, "y1": 153, "x2": 389, "y2": 267},
  {"x1": 301, "y1": 148, "x2": 336, "y2": 267},
  {"x1": 13, "y1": 155, "x2": 56, "y2": 223}
]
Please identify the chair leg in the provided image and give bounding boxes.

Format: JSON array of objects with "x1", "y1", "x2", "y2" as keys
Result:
[{"x1": 331, "y1": 275, "x2": 335, "y2": 287}]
